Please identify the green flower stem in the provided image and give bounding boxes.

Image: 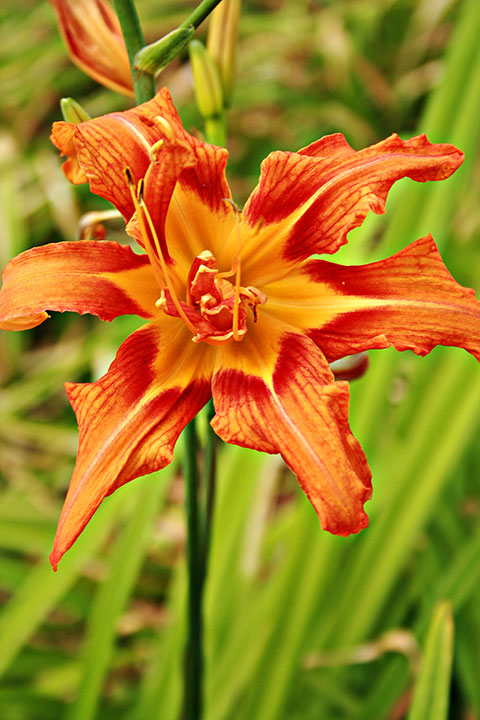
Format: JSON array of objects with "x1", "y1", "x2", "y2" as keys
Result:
[
  {"x1": 113, "y1": 0, "x2": 155, "y2": 103},
  {"x1": 201, "y1": 399, "x2": 217, "y2": 575},
  {"x1": 205, "y1": 116, "x2": 227, "y2": 147},
  {"x1": 183, "y1": 418, "x2": 204, "y2": 720},
  {"x1": 183, "y1": 403, "x2": 218, "y2": 720},
  {"x1": 180, "y1": 0, "x2": 225, "y2": 31}
]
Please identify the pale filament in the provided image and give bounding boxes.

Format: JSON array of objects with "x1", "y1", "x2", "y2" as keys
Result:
[
  {"x1": 125, "y1": 169, "x2": 198, "y2": 336},
  {"x1": 216, "y1": 198, "x2": 244, "y2": 342}
]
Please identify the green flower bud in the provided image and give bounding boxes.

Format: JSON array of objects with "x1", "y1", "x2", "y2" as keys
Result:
[
  {"x1": 134, "y1": 26, "x2": 195, "y2": 77},
  {"x1": 60, "y1": 97, "x2": 91, "y2": 124},
  {"x1": 189, "y1": 39, "x2": 224, "y2": 120},
  {"x1": 207, "y1": 0, "x2": 240, "y2": 106}
]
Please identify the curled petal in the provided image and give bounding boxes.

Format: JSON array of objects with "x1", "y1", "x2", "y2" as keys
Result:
[
  {"x1": 50, "y1": 320, "x2": 213, "y2": 569},
  {"x1": 51, "y1": 88, "x2": 188, "y2": 221},
  {"x1": 211, "y1": 320, "x2": 371, "y2": 535},
  {"x1": 303, "y1": 235, "x2": 480, "y2": 362},
  {"x1": 49, "y1": 123, "x2": 87, "y2": 184},
  {"x1": 241, "y1": 134, "x2": 463, "y2": 280},
  {"x1": 0, "y1": 241, "x2": 159, "y2": 330}
]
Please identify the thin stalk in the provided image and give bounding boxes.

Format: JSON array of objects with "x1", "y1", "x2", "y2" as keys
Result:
[
  {"x1": 113, "y1": 0, "x2": 155, "y2": 103},
  {"x1": 183, "y1": 405, "x2": 219, "y2": 720},
  {"x1": 201, "y1": 400, "x2": 217, "y2": 575},
  {"x1": 205, "y1": 116, "x2": 227, "y2": 146},
  {"x1": 180, "y1": 0, "x2": 225, "y2": 31},
  {"x1": 183, "y1": 418, "x2": 203, "y2": 720}
]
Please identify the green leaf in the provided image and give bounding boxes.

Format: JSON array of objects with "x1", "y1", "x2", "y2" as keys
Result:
[
  {"x1": 407, "y1": 601, "x2": 454, "y2": 720},
  {"x1": 65, "y1": 470, "x2": 170, "y2": 720}
]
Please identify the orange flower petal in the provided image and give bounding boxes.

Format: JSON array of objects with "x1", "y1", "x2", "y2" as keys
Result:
[
  {"x1": 49, "y1": 123, "x2": 88, "y2": 184},
  {"x1": 50, "y1": 319, "x2": 213, "y2": 569},
  {"x1": 302, "y1": 234, "x2": 480, "y2": 362},
  {"x1": 50, "y1": 0, "x2": 134, "y2": 97},
  {"x1": 135, "y1": 117, "x2": 235, "y2": 273},
  {"x1": 163, "y1": 144, "x2": 236, "y2": 272},
  {"x1": 0, "y1": 241, "x2": 159, "y2": 331},
  {"x1": 51, "y1": 89, "x2": 187, "y2": 220},
  {"x1": 211, "y1": 319, "x2": 371, "y2": 535},
  {"x1": 241, "y1": 134, "x2": 463, "y2": 280}
]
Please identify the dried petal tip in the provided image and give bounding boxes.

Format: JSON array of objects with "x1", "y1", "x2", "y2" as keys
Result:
[{"x1": 330, "y1": 353, "x2": 369, "y2": 382}]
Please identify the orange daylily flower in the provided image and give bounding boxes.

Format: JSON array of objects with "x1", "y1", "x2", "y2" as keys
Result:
[
  {"x1": 50, "y1": 0, "x2": 135, "y2": 97},
  {"x1": 1, "y1": 89, "x2": 479, "y2": 570}
]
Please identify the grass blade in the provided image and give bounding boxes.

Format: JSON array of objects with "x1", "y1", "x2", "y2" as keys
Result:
[{"x1": 407, "y1": 601, "x2": 454, "y2": 720}]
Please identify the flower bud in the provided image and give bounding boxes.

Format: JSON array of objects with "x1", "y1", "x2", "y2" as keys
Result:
[
  {"x1": 49, "y1": 0, "x2": 134, "y2": 97},
  {"x1": 189, "y1": 39, "x2": 224, "y2": 120},
  {"x1": 60, "y1": 98, "x2": 91, "y2": 124},
  {"x1": 134, "y1": 25, "x2": 195, "y2": 77},
  {"x1": 207, "y1": 0, "x2": 240, "y2": 106}
]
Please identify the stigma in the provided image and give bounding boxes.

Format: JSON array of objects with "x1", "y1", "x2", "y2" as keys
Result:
[{"x1": 157, "y1": 250, "x2": 266, "y2": 345}]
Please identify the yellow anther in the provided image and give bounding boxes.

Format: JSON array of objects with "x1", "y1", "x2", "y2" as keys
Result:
[
  {"x1": 150, "y1": 139, "x2": 164, "y2": 162},
  {"x1": 154, "y1": 115, "x2": 175, "y2": 142}
]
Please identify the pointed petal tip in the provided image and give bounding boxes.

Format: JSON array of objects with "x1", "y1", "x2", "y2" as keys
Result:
[{"x1": 49, "y1": 548, "x2": 60, "y2": 573}]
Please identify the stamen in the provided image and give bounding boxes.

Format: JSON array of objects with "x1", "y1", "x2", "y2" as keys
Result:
[
  {"x1": 125, "y1": 168, "x2": 164, "y2": 285},
  {"x1": 150, "y1": 139, "x2": 164, "y2": 162},
  {"x1": 231, "y1": 205, "x2": 243, "y2": 342},
  {"x1": 153, "y1": 116, "x2": 175, "y2": 142},
  {"x1": 139, "y1": 192, "x2": 199, "y2": 336},
  {"x1": 124, "y1": 168, "x2": 198, "y2": 337}
]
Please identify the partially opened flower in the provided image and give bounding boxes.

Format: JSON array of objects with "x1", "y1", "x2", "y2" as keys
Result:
[
  {"x1": 1, "y1": 89, "x2": 479, "y2": 570},
  {"x1": 50, "y1": 0, "x2": 135, "y2": 97}
]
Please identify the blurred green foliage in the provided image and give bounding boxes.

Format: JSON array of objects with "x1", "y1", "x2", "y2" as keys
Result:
[{"x1": 1, "y1": 0, "x2": 480, "y2": 718}]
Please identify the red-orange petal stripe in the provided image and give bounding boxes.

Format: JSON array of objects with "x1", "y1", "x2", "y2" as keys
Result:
[
  {"x1": 305, "y1": 235, "x2": 480, "y2": 362},
  {"x1": 211, "y1": 324, "x2": 371, "y2": 535},
  {"x1": 242, "y1": 134, "x2": 463, "y2": 270},
  {"x1": 139, "y1": 119, "x2": 234, "y2": 272},
  {"x1": 50, "y1": 319, "x2": 213, "y2": 569},
  {"x1": 0, "y1": 241, "x2": 159, "y2": 331}
]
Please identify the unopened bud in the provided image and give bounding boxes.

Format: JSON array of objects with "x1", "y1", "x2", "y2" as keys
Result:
[
  {"x1": 60, "y1": 97, "x2": 91, "y2": 124},
  {"x1": 49, "y1": 0, "x2": 134, "y2": 97},
  {"x1": 207, "y1": 0, "x2": 240, "y2": 106},
  {"x1": 134, "y1": 25, "x2": 195, "y2": 77},
  {"x1": 189, "y1": 39, "x2": 224, "y2": 120}
]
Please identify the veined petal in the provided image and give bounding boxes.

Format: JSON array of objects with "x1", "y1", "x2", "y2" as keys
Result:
[
  {"x1": 302, "y1": 235, "x2": 480, "y2": 362},
  {"x1": 0, "y1": 241, "x2": 159, "y2": 331},
  {"x1": 50, "y1": 88, "x2": 188, "y2": 221},
  {"x1": 241, "y1": 134, "x2": 463, "y2": 279},
  {"x1": 164, "y1": 145, "x2": 236, "y2": 273},
  {"x1": 137, "y1": 119, "x2": 235, "y2": 276},
  {"x1": 211, "y1": 318, "x2": 371, "y2": 535},
  {"x1": 50, "y1": 319, "x2": 213, "y2": 569}
]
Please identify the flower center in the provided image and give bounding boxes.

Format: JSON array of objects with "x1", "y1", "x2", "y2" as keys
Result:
[
  {"x1": 125, "y1": 168, "x2": 266, "y2": 345},
  {"x1": 158, "y1": 250, "x2": 266, "y2": 345}
]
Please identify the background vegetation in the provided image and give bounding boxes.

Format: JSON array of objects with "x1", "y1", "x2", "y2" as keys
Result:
[{"x1": 1, "y1": 0, "x2": 480, "y2": 718}]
